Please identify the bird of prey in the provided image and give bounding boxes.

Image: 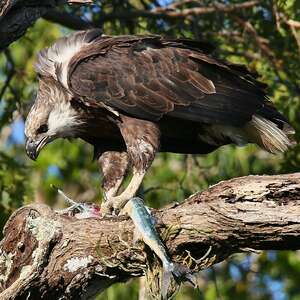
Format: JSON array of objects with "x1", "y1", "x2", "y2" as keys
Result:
[{"x1": 25, "y1": 29, "x2": 295, "y2": 214}]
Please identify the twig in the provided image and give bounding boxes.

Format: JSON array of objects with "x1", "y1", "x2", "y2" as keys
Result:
[
  {"x1": 0, "y1": 49, "x2": 15, "y2": 100},
  {"x1": 234, "y1": 16, "x2": 274, "y2": 61},
  {"x1": 98, "y1": 0, "x2": 260, "y2": 22},
  {"x1": 286, "y1": 19, "x2": 300, "y2": 29},
  {"x1": 287, "y1": 21, "x2": 300, "y2": 55}
]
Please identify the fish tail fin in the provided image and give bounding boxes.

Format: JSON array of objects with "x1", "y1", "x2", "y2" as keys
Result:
[
  {"x1": 161, "y1": 262, "x2": 196, "y2": 299},
  {"x1": 161, "y1": 264, "x2": 173, "y2": 300},
  {"x1": 171, "y1": 262, "x2": 197, "y2": 286}
]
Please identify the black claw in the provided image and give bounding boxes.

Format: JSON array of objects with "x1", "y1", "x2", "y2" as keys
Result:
[{"x1": 114, "y1": 207, "x2": 120, "y2": 215}]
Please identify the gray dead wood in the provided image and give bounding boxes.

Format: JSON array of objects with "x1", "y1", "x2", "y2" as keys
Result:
[{"x1": 0, "y1": 173, "x2": 300, "y2": 299}]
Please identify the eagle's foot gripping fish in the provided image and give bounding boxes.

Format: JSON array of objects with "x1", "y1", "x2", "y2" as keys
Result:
[
  {"x1": 54, "y1": 187, "x2": 196, "y2": 298},
  {"x1": 123, "y1": 197, "x2": 197, "y2": 299}
]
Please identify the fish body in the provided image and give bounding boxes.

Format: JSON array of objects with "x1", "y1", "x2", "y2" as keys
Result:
[{"x1": 123, "y1": 197, "x2": 195, "y2": 299}]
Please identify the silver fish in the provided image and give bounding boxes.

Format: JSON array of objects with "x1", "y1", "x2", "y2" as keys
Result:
[{"x1": 123, "y1": 197, "x2": 196, "y2": 299}]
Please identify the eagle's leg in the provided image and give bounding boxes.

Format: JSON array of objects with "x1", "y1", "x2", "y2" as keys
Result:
[
  {"x1": 98, "y1": 151, "x2": 129, "y2": 200},
  {"x1": 101, "y1": 170, "x2": 146, "y2": 215},
  {"x1": 101, "y1": 117, "x2": 160, "y2": 215}
]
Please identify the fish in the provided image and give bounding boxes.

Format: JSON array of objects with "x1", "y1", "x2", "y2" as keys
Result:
[
  {"x1": 52, "y1": 185, "x2": 101, "y2": 218},
  {"x1": 53, "y1": 187, "x2": 196, "y2": 298},
  {"x1": 123, "y1": 197, "x2": 196, "y2": 299}
]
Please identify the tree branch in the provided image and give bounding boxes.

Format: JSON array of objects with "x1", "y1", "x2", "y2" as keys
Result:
[
  {"x1": 0, "y1": 49, "x2": 15, "y2": 100},
  {"x1": 97, "y1": 0, "x2": 260, "y2": 22},
  {"x1": 0, "y1": 0, "x2": 261, "y2": 50},
  {"x1": 0, "y1": 0, "x2": 93, "y2": 51},
  {"x1": 0, "y1": 173, "x2": 300, "y2": 299},
  {"x1": 43, "y1": 9, "x2": 94, "y2": 30}
]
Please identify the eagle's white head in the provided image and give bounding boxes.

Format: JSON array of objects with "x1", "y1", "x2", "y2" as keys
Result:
[
  {"x1": 24, "y1": 29, "x2": 101, "y2": 160},
  {"x1": 24, "y1": 78, "x2": 82, "y2": 160}
]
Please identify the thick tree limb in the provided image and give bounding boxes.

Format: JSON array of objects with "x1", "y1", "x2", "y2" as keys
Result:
[
  {"x1": 0, "y1": 0, "x2": 93, "y2": 50},
  {"x1": 1, "y1": 173, "x2": 300, "y2": 299}
]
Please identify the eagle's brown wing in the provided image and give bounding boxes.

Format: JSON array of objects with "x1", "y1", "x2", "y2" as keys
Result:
[{"x1": 68, "y1": 36, "x2": 285, "y2": 127}]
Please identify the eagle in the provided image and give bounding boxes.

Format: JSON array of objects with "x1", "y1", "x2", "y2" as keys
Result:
[{"x1": 24, "y1": 29, "x2": 295, "y2": 214}]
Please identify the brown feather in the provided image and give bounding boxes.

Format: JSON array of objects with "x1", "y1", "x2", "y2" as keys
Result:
[{"x1": 68, "y1": 35, "x2": 268, "y2": 127}]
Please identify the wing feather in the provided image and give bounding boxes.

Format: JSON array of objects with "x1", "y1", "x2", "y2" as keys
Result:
[{"x1": 68, "y1": 35, "x2": 272, "y2": 126}]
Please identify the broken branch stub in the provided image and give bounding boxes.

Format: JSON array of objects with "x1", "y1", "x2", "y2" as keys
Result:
[{"x1": 0, "y1": 173, "x2": 300, "y2": 299}]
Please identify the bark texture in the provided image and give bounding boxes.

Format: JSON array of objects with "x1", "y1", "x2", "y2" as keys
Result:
[{"x1": 1, "y1": 173, "x2": 300, "y2": 299}]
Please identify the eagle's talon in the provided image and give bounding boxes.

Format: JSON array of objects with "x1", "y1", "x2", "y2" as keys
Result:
[
  {"x1": 102, "y1": 192, "x2": 108, "y2": 202},
  {"x1": 101, "y1": 201, "x2": 115, "y2": 216},
  {"x1": 112, "y1": 199, "x2": 130, "y2": 214},
  {"x1": 58, "y1": 203, "x2": 85, "y2": 216},
  {"x1": 101, "y1": 196, "x2": 132, "y2": 216}
]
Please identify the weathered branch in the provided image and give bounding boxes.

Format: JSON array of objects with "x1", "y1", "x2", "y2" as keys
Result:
[
  {"x1": 0, "y1": 0, "x2": 93, "y2": 50},
  {"x1": 1, "y1": 173, "x2": 300, "y2": 299}
]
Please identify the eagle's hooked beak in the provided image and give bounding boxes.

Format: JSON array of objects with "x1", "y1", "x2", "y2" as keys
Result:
[{"x1": 25, "y1": 136, "x2": 49, "y2": 161}]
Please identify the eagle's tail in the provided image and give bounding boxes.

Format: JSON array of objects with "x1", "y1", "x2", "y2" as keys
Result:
[{"x1": 244, "y1": 115, "x2": 296, "y2": 153}]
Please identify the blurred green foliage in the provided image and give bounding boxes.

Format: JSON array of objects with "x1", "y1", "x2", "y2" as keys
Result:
[{"x1": 0, "y1": 0, "x2": 300, "y2": 299}]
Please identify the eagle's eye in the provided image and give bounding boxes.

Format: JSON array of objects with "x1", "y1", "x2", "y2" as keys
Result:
[{"x1": 36, "y1": 124, "x2": 48, "y2": 134}]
